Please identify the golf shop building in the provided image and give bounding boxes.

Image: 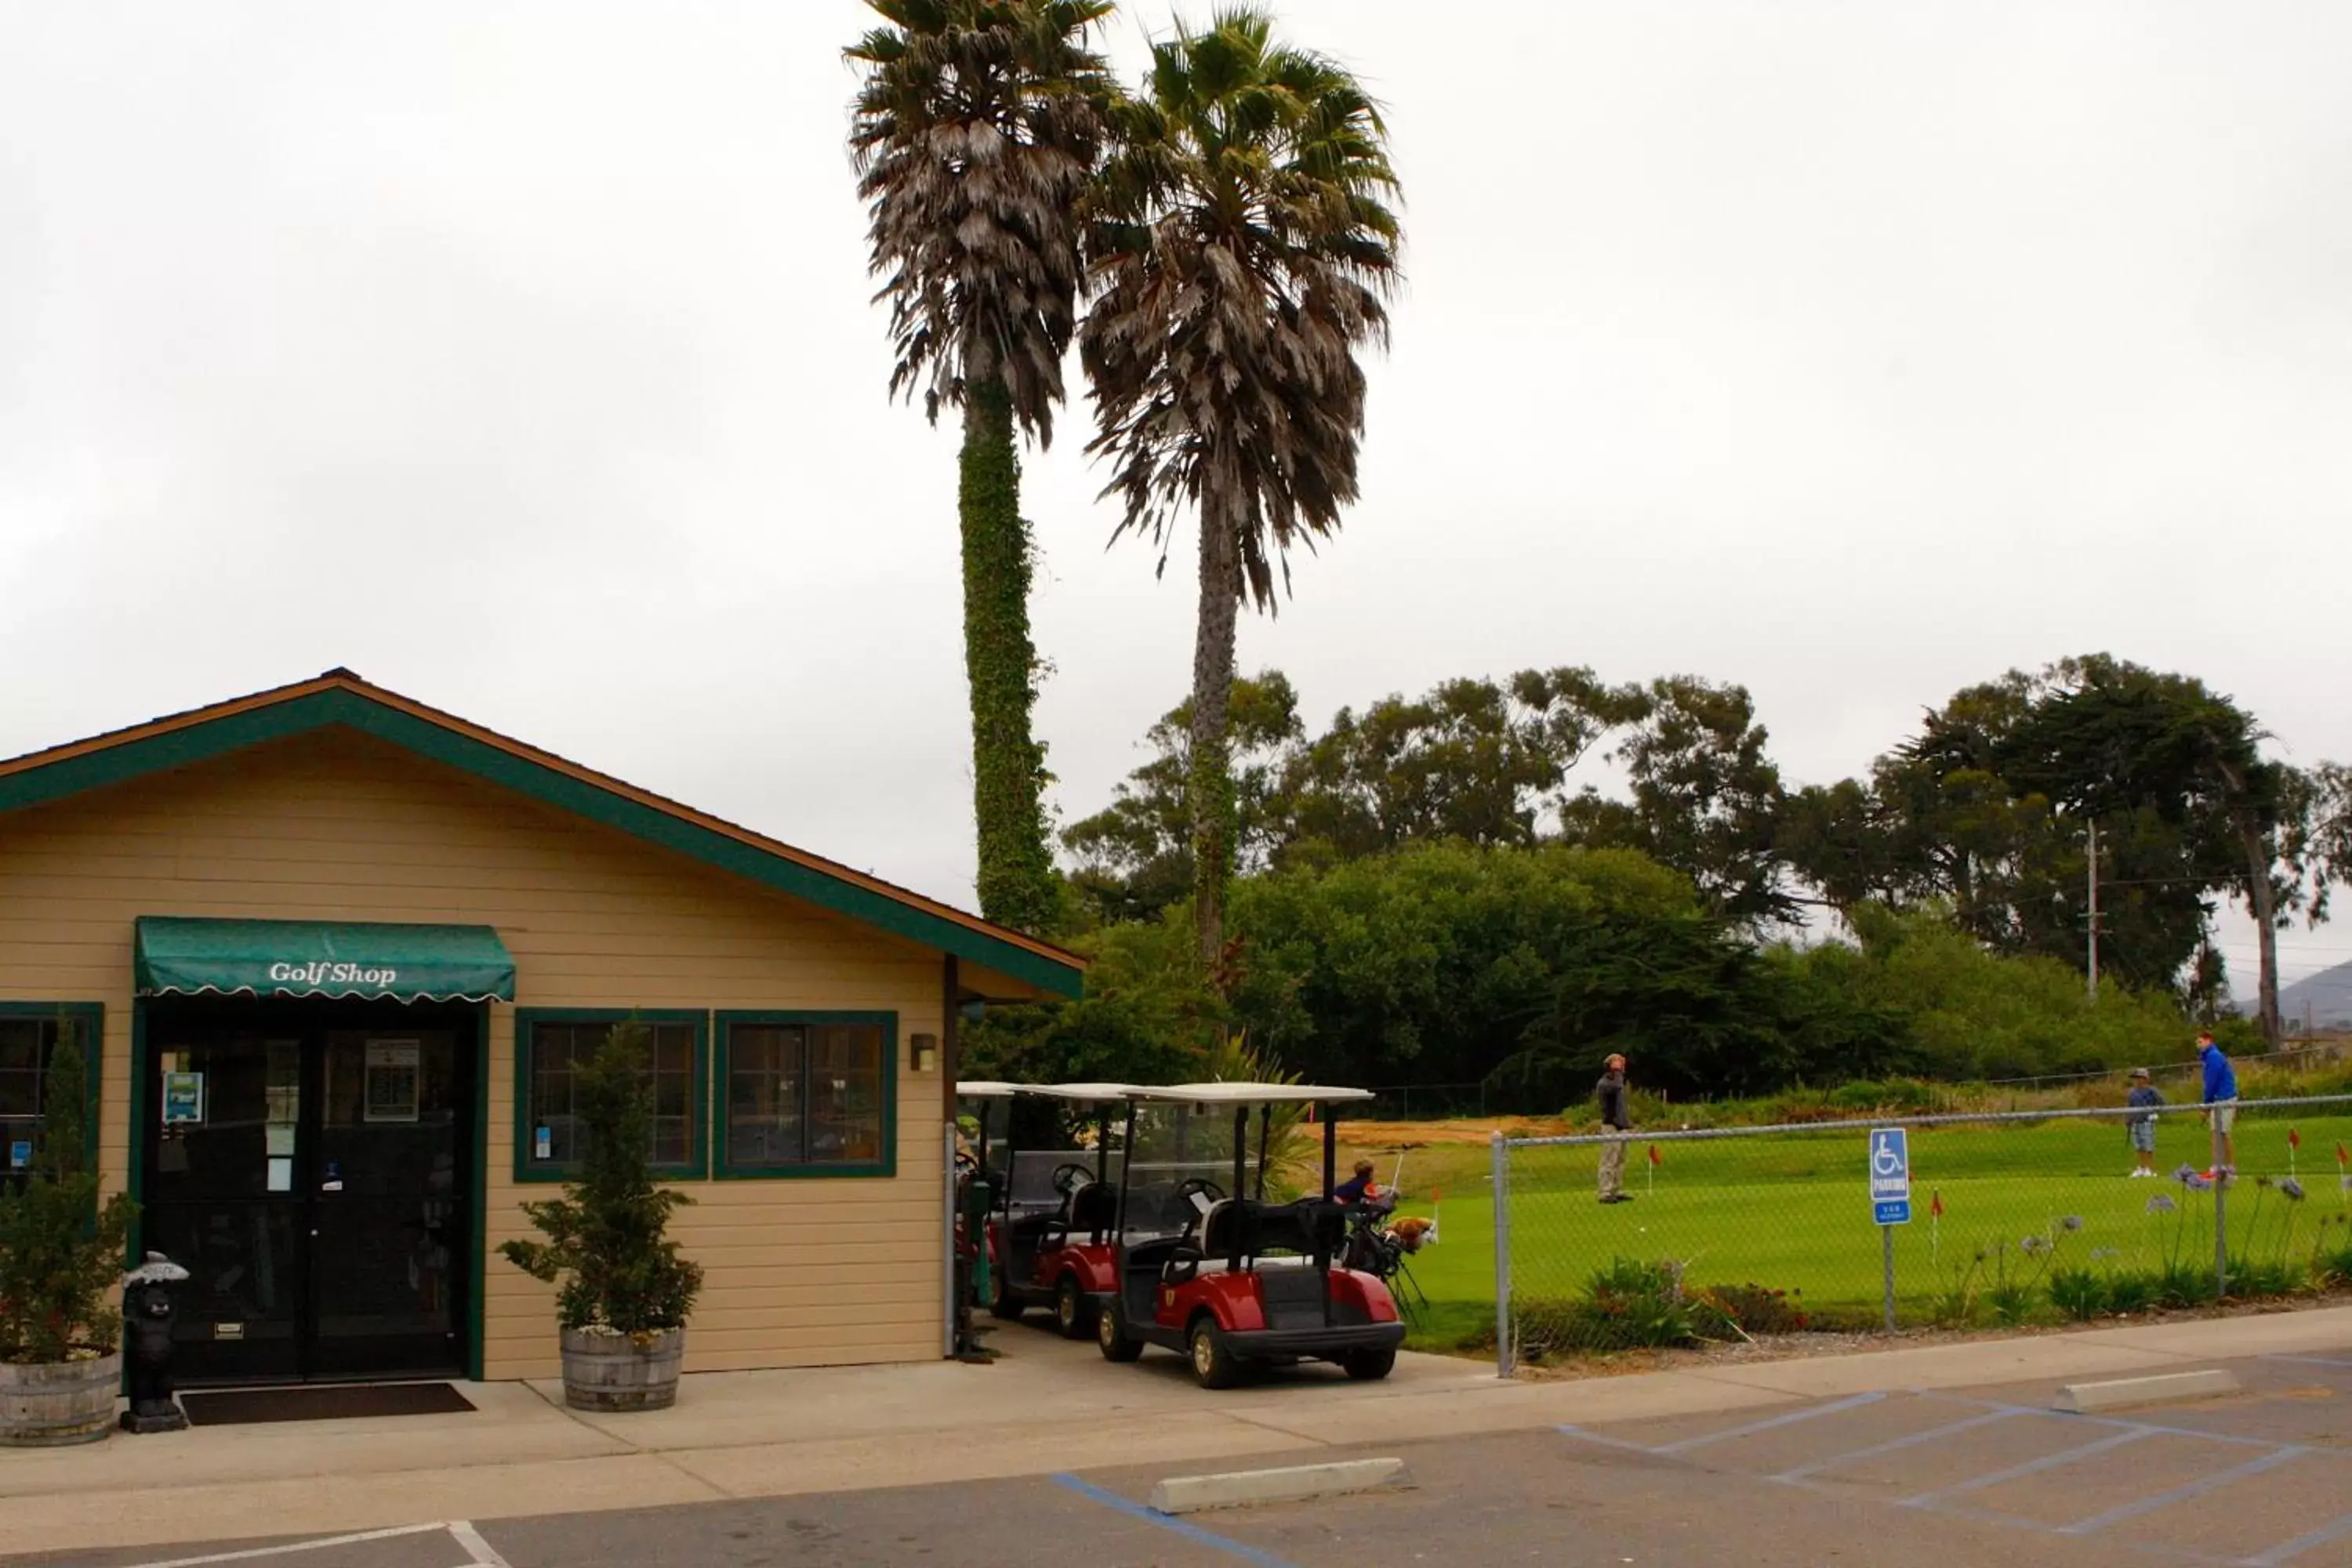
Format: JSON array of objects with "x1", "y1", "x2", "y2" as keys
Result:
[{"x1": 0, "y1": 670, "x2": 1082, "y2": 1385}]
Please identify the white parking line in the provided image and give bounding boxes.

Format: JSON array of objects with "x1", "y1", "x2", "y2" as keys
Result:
[
  {"x1": 1896, "y1": 1427, "x2": 2155, "y2": 1508},
  {"x1": 445, "y1": 1523, "x2": 512, "y2": 1568},
  {"x1": 1770, "y1": 1406, "x2": 2021, "y2": 1483},
  {"x1": 2056, "y1": 1445, "x2": 2310, "y2": 1536},
  {"x1": 1653, "y1": 1390, "x2": 1886, "y2": 1454},
  {"x1": 129, "y1": 1523, "x2": 476, "y2": 1568}
]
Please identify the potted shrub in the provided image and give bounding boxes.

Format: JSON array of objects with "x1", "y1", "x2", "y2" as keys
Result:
[
  {"x1": 499, "y1": 1021, "x2": 702, "y2": 1410},
  {"x1": 0, "y1": 1030, "x2": 136, "y2": 1446}
]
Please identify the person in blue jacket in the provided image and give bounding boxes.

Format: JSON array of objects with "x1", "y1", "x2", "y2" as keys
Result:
[{"x1": 2198, "y1": 1030, "x2": 2238, "y2": 1173}]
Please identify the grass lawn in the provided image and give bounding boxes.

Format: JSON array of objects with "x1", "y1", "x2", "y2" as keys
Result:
[{"x1": 1334, "y1": 1108, "x2": 2352, "y2": 1348}]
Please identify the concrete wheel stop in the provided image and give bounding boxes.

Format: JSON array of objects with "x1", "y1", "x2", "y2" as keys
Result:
[
  {"x1": 1148, "y1": 1457, "x2": 1410, "y2": 1514},
  {"x1": 2053, "y1": 1369, "x2": 2241, "y2": 1413}
]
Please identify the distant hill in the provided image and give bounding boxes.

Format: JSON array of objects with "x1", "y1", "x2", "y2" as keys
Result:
[{"x1": 2274, "y1": 960, "x2": 2352, "y2": 1030}]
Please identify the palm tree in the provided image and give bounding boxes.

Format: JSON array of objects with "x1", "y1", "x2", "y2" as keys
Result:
[
  {"x1": 847, "y1": 0, "x2": 1115, "y2": 934},
  {"x1": 1080, "y1": 8, "x2": 1401, "y2": 969}
]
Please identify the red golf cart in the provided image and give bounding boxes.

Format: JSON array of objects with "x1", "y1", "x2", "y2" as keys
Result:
[
  {"x1": 1095, "y1": 1083, "x2": 1405, "y2": 1388},
  {"x1": 982, "y1": 1082, "x2": 1135, "y2": 1338}
]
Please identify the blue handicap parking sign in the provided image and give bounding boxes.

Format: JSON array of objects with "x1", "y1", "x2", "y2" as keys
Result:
[{"x1": 1869, "y1": 1127, "x2": 1910, "y2": 1226}]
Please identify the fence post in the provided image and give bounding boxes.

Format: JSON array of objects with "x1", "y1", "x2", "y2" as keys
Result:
[
  {"x1": 1881, "y1": 1224, "x2": 1896, "y2": 1334},
  {"x1": 1492, "y1": 1131, "x2": 1513, "y2": 1379},
  {"x1": 2212, "y1": 1117, "x2": 2229, "y2": 1301}
]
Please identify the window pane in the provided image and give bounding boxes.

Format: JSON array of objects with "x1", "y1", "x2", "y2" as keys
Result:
[
  {"x1": 808, "y1": 1025, "x2": 884, "y2": 1165},
  {"x1": 0, "y1": 1016, "x2": 82, "y2": 1189},
  {"x1": 727, "y1": 1025, "x2": 804, "y2": 1168},
  {"x1": 528, "y1": 1018, "x2": 699, "y2": 1171},
  {"x1": 0, "y1": 1021, "x2": 41, "y2": 1120},
  {"x1": 650, "y1": 1116, "x2": 689, "y2": 1167}
]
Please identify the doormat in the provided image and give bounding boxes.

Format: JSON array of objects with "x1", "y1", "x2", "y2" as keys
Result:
[{"x1": 180, "y1": 1381, "x2": 476, "y2": 1426}]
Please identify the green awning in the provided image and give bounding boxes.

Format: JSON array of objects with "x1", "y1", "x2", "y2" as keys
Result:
[{"x1": 134, "y1": 916, "x2": 516, "y2": 1003}]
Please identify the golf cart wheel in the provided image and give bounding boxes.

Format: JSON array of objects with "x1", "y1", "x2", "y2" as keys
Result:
[
  {"x1": 1342, "y1": 1346, "x2": 1396, "y2": 1381},
  {"x1": 1189, "y1": 1317, "x2": 1243, "y2": 1390},
  {"x1": 1054, "y1": 1275, "x2": 1095, "y2": 1339},
  {"x1": 987, "y1": 1267, "x2": 1023, "y2": 1322},
  {"x1": 1098, "y1": 1301, "x2": 1143, "y2": 1363}
]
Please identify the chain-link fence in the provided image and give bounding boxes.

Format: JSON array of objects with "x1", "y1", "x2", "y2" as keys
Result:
[
  {"x1": 1490, "y1": 1093, "x2": 2352, "y2": 1375},
  {"x1": 1358, "y1": 1082, "x2": 1497, "y2": 1122}
]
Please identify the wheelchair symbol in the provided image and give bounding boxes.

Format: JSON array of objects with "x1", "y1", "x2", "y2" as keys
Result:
[{"x1": 1872, "y1": 1134, "x2": 1904, "y2": 1177}]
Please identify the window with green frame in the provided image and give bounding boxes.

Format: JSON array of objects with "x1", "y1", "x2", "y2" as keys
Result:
[
  {"x1": 717, "y1": 1013, "x2": 895, "y2": 1177},
  {"x1": 513, "y1": 1011, "x2": 707, "y2": 1182},
  {"x1": 0, "y1": 1003, "x2": 104, "y2": 1181}
]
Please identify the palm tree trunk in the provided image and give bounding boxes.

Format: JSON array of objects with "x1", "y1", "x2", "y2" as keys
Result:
[
  {"x1": 956, "y1": 383, "x2": 1055, "y2": 934},
  {"x1": 2239, "y1": 819, "x2": 2282, "y2": 1046},
  {"x1": 1189, "y1": 504, "x2": 1243, "y2": 975}
]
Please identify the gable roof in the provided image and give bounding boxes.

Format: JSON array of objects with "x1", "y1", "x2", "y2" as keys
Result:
[{"x1": 0, "y1": 670, "x2": 1084, "y2": 997}]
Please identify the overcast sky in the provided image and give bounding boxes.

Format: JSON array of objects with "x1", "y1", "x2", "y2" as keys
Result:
[{"x1": 5, "y1": 3, "x2": 2350, "y2": 985}]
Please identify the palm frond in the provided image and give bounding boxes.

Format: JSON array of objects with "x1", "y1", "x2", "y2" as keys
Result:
[
  {"x1": 847, "y1": 0, "x2": 1116, "y2": 444},
  {"x1": 1079, "y1": 5, "x2": 1400, "y2": 610}
]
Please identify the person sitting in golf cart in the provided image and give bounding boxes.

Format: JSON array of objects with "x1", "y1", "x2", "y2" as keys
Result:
[{"x1": 1330, "y1": 1159, "x2": 1382, "y2": 1205}]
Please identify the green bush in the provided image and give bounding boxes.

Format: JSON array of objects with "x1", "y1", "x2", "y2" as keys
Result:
[
  {"x1": 2046, "y1": 1267, "x2": 2108, "y2": 1323},
  {"x1": 499, "y1": 1021, "x2": 703, "y2": 1337},
  {"x1": 2103, "y1": 1269, "x2": 2158, "y2": 1316},
  {"x1": 0, "y1": 1032, "x2": 137, "y2": 1363},
  {"x1": 1985, "y1": 1281, "x2": 2042, "y2": 1326},
  {"x1": 2223, "y1": 1257, "x2": 2305, "y2": 1301},
  {"x1": 1554, "y1": 1258, "x2": 1722, "y2": 1351},
  {"x1": 2313, "y1": 1216, "x2": 2352, "y2": 1288},
  {"x1": 2151, "y1": 1261, "x2": 2217, "y2": 1310}
]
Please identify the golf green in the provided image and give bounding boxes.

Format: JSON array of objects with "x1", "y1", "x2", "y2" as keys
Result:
[{"x1": 1356, "y1": 1109, "x2": 2352, "y2": 1325}]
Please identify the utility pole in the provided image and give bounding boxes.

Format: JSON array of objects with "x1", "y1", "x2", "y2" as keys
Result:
[{"x1": 2085, "y1": 820, "x2": 2100, "y2": 1002}]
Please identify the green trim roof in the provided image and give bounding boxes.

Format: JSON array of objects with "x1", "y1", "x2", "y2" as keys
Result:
[{"x1": 0, "y1": 673, "x2": 1083, "y2": 998}]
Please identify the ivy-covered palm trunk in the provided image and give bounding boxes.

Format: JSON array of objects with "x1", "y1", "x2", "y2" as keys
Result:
[
  {"x1": 1188, "y1": 504, "x2": 1243, "y2": 974},
  {"x1": 957, "y1": 381, "x2": 1057, "y2": 935}
]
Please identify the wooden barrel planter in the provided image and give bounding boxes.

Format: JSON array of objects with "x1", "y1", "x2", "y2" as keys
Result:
[
  {"x1": 558, "y1": 1327, "x2": 684, "y2": 1412},
  {"x1": 0, "y1": 1352, "x2": 123, "y2": 1447}
]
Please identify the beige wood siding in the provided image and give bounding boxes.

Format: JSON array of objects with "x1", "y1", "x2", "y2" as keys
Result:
[{"x1": 0, "y1": 728, "x2": 959, "y2": 1378}]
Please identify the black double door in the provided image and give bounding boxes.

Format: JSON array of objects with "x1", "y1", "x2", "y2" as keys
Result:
[{"x1": 141, "y1": 997, "x2": 478, "y2": 1385}]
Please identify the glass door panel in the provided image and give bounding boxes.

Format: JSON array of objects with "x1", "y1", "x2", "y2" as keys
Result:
[
  {"x1": 143, "y1": 997, "x2": 477, "y2": 1384},
  {"x1": 310, "y1": 1030, "x2": 465, "y2": 1377},
  {"x1": 142, "y1": 1029, "x2": 304, "y2": 1384}
]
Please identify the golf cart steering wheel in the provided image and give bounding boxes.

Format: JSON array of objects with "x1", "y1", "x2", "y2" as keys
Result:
[
  {"x1": 1051, "y1": 1161, "x2": 1093, "y2": 1196},
  {"x1": 1175, "y1": 1177, "x2": 1225, "y2": 1213}
]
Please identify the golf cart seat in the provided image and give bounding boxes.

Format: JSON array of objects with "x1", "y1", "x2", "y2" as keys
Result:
[
  {"x1": 1164, "y1": 1198, "x2": 1348, "y2": 1280},
  {"x1": 1063, "y1": 1178, "x2": 1117, "y2": 1237}
]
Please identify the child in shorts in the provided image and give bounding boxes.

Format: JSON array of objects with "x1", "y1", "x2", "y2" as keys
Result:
[{"x1": 2125, "y1": 1067, "x2": 2164, "y2": 1177}]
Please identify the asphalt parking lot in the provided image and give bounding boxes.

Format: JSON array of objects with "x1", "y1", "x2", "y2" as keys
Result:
[{"x1": 19, "y1": 1351, "x2": 2352, "y2": 1568}]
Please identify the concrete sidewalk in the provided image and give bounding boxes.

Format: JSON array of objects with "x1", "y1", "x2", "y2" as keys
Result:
[{"x1": 6, "y1": 1308, "x2": 2350, "y2": 1561}]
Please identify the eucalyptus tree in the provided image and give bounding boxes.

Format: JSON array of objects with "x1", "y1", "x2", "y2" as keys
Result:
[{"x1": 848, "y1": 0, "x2": 1114, "y2": 932}]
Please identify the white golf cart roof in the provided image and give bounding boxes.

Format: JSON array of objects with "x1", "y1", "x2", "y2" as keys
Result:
[
  {"x1": 1149, "y1": 1082, "x2": 1374, "y2": 1105},
  {"x1": 954, "y1": 1080, "x2": 1136, "y2": 1102},
  {"x1": 1031, "y1": 1082, "x2": 1139, "y2": 1103}
]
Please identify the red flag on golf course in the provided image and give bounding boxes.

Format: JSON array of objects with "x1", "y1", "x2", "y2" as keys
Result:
[
  {"x1": 1646, "y1": 1144, "x2": 1661, "y2": 1167},
  {"x1": 1930, "y1": 1189, "x2": 1944, "y2": 1218},
  {"x1": 2290, "y1": 1128, "x2": 2303, "y2": 1149}
]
